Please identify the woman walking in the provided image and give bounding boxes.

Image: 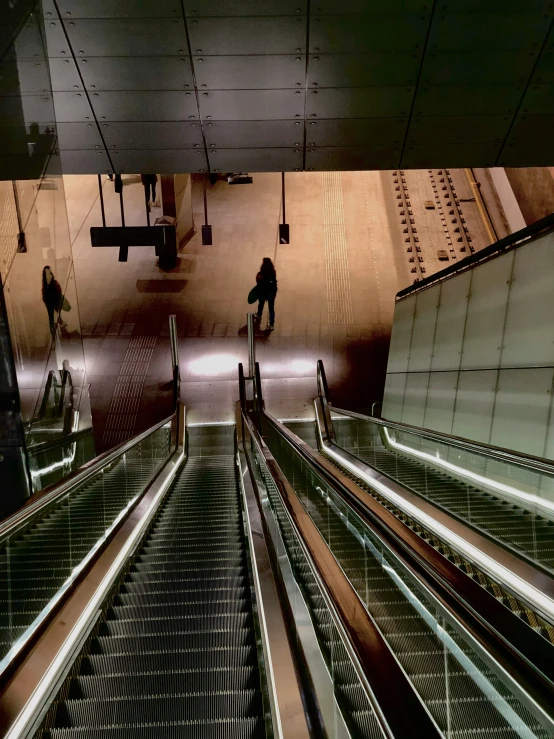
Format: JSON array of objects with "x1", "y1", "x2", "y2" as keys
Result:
[
  {"x1": 42, "y1": 266, "x2": 65, "y2": 337},
  {"x1": 255, "y1": 257, "x2": 278, "y2": 331}
]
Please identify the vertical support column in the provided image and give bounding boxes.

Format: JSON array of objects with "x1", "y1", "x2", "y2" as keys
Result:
[
  {"x1": 12, "y1": 182, "x2": 26, "y2": 253},
  {"x1": 97, "y1": 174, "x2": 106, "y2": 228},
  {"x1": 169, "y1": 314, "x2": 180, "y2": 411},
  {"x1": 247, "y1": 313, "x2": 256, "y2": 379}
]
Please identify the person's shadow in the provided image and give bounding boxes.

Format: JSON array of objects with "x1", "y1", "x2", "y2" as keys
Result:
[{"x1": 238, "y1": 321, "x2": 270, "y2": 338}]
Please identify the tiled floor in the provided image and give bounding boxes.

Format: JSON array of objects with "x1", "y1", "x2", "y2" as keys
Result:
[{"x1": 65, "y1": 170, "x2": 412, "y2": 449}]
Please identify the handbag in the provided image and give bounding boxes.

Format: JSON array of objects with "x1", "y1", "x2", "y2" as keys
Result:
[
  {"x1": 247, "y1": 285, "x2": 259, "y2": 305},
  {"x1": 61, "y1": 297, "x2": 71, "y2": 312}
]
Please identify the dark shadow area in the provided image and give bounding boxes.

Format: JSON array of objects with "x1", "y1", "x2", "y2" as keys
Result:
[{"x1": 136, "y1": 279, "x2": 187, "y2": 293}]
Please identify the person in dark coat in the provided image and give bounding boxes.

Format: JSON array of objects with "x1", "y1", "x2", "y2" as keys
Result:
[
  {"x1": 42, "y1": 266, "x2": 64, "y2": 337},
  {"x1": 255, "y1": 257, "x2": 278, "y2": 330},
  {"x1": 141, "y1": 174, "x2": 159, "y2": 208}
]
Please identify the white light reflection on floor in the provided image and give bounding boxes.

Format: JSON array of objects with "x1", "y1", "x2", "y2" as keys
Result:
[{"x1": 188, "y1": 353, "x2": 241, "y2": 377}]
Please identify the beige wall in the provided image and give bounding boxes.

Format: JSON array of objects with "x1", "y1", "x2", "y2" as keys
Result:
[{"x1": 175, "y1": 174, "x2": 194, "y2": 247}]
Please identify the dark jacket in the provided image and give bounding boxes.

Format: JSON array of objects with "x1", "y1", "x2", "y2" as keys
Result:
[
  {"x1": 256, "y1": 271, "x2": 278, "y2": 298},
  {"x1": 42, "y1": 278, "x2": 63, "y2": 312}
]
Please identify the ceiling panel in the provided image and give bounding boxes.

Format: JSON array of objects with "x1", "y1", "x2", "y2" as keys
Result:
[
  {"x1": 406, "y1": 116, "x2": 512, "y2": 144},
  {"x1": 45, "y1": 19, "x2": 187, "y2": 57},
  {"x1": 54, "y1": 91, "x2": 198, "y2": 122},
  {"x1": 413, "y1": 86, "x2": 522, "y2": 116},
  {"x1": 56, "y1": 121, "x2": 103, "y2": 149},
  {"x1": 308, "y1": 53, "x2": 420, "y2": 87},
  {"x1": 112, "y1": 150, "x2": 208, "y2": 174},
  {"x1": 313, "y1": 0, "x2": 431, "y2": 12},
  {"x1": 420, "y1": 51, "x2": 538, "y2": 85},
  {"x1": 206, "y1": 148, "x2": 304, "y2": 172},
  {"x1": 100, "y1": 122, "x2": 204, "y2": 150},
  {"x1": 60, "y1": 149, "x2": 111, "y2": 174},
  {"x1": 44, "y1": 0, "x2": 181, "y2": 18},
  {"x1": 508, "y1": 114, "x2": 554, "y2": 141},
  {"x1": 497, "y1": 140, "x2": 554, "y2": 167},
  {"x1": 305, "y1": 146, "x2": 401, "y2": 170},
  {"x1": 0, "y1": 61, "x2": 51, "y2": 94},
  {"x1": 193, "y1": 55, "x2": 303, "y2": 90},
  {"x1": 534, "y1": 49, "x2": 554, "y2": 81},
  {"x1": 203, "y1": 120, "x2": 304, "y2": 148},
  {"x1": 427, "y1": 12, "x2": 552, "y2": 51},
  {"x1": 518, "y1": 84, "x2": 554, "y2": 114},
  {"x1": 306, "y1": 118, "x2": 408, "y2": 146},
  {"x1": 402, "y1": 143, "x2": 502, "y2": 168},
  {"x1": 187, "y1": 18, "x2": 307, "y2": 55},
  {"x1": 185, "y1": 1, "x2": 307, "y2": 17},
  {"x1": 306, "y1": 87, "x2": 414, "y2": 118},
  {"x1": 198, "y1": 90, "x2": 305, "y2": 120},
  {"x1": 75, "y1": 57, "x2": 194, "y2": 91},
  {"x1": 309, "y1": 14, "x2": 431, "y2": 52}
]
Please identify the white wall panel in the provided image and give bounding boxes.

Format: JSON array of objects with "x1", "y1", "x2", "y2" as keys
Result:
[
  {"x1": 431, "y1": 272, "x2": 470, "y2": 371},
  {"x1": 382, "y1": 372, "x2": 406, "y2": 421},
  {"x1": 408, "y1": 285, "x2": 440, "y2": 372},
  {"x1": 461, "y1": 251, "x2": 514, "y2": 370},
  {"x1": 490, "y1": 368, "x2": 554, "y2": 456},
  {"x1": 386, "y1": 295, "x2": 416, "y2": 373},
  {"x1": 401, "y1": 372, "x2": 429, "y2": 427},
  {"x1": 502, "y1": 233, "x2": 554, "y2": 368},
  {"x1": 451, "y1": 370, "x2": 497, "y2": 444},
  {"x1": 423, "y1": 371, "x2": 457, "y2": 434}
]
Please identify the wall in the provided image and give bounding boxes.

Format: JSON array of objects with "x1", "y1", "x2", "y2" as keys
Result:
[
  {"x1": 382, "y1": 230, "x2": 554, "y2": 459},
  {"x1": 504, "y1": 167, "x2": 554, "y2": 226},
  {"x1": 174, "y1": 174, "x2": 194, "y2": 247}
]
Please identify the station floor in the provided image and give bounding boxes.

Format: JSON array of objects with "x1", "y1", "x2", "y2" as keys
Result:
[{"x1": 64, "y1": 171, "x2": 414, "y2": 450}]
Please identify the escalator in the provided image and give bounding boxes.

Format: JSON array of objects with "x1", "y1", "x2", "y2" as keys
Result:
[{"x1": 38, "y1": 426, "x2": 267, "y2": 738}]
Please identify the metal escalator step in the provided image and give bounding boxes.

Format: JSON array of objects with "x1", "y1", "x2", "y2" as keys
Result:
[
  {"x1": 122, "y1": 575, "x2": 247, "y2": 592},
  {"x1": 135, "y1": 553, "x2": 245, "y2": 566},
  {"x1": 82, "y1": 646, "x2": 258, "y2": 675},
  {"x1": 108, "y1": 600, "x2": 250, "y2": 619},
  {"x1": 91, "y1": 628, "x2": 255, "y2": 655},
  {"x1": 130, "y1": 562, "x2": 245, "y2": 575},
  {"x1": 44, "y1": 716, "x2": 266, "y2": 738},
  {"x1": 69, "y1": 666, "x2": 259, "y2": 699},
  {"x1": 114, "y1": 588, "x2": 248, "y2": 606},
  {"x1": 100, "y1": 612, "x2": 252, "y2": 636},
  {"x1": 56, "y1": 690, "x2": 263, "y2": 726}
]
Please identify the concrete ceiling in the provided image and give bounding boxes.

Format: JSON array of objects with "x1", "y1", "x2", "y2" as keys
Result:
[{"x1": 3, "y1": 0, "x2": 554, "y2": 176}]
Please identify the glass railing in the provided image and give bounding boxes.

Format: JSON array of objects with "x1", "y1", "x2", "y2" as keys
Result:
[
  {"x1": 328, "y1": 408, "x2": 554, "y2": 577},
  {"x1": 0, "y1": 417, "x2": 173, "y2": 676},
  {"x1": 245, "y1": 421, "x2": 388, "y2": 739},
  {"x1": 261, "y1": 418, "x2": 554, "y2": 738}
]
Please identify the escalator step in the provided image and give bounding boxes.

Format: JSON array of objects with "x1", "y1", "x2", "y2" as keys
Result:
[{"x1": 44, "y1": 716, "x2": 266, "y2": 738}]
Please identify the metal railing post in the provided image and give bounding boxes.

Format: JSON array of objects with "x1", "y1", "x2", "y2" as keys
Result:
[
  {"x1": 169, "y1": 315, "x2": 180, "y2": 414},
  {"x1": 247, "y1": 312, "x2": 255, "y2": 379}
]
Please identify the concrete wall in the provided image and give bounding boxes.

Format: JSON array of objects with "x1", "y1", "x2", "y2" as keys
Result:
[
  {"x1": 175, "y1": 174, "x2": 194, "y2": 247},
  {"x1": 504, "y1": 167, "x2": 554, "y2": 226},
  {"x1": 382, "y1": 230, "x2": 554, "y2": 459}
]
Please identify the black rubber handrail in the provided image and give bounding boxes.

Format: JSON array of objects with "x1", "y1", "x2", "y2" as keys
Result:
[
  {"x1": 261, "y1": 409, "x2": 554, "y2": 724},
  {"x1": 397, "y1": 211, "x2": 554, "y2": 299}
]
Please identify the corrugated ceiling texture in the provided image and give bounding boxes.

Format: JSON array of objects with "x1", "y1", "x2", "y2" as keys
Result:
[{"x1": 11, "y1": 0, "x2": 554, "y2": 173}]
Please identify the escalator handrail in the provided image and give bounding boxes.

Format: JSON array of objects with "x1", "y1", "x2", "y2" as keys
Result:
[
  {"x1": 396, "y1": 211, "x2": 554, "y2": 299},
  {"x1": 0, "y1": 412, "x2": 176, "y2": 543},
  {"x1": 262, "y1": 409, "x2": 554, "y2": 717},
  {"x1": 331, "y1": 404, "x2": 554, "y2": 477},
  {"x1": 243, "y1": 410, "x2": 441, "y2": 739}
]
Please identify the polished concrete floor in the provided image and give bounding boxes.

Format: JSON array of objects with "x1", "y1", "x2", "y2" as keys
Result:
[{"x1": 63, "y1": 169, "x2": 489, "y2": 450}]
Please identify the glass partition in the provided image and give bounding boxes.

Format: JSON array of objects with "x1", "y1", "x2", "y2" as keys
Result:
[
  {"x1": 0, "y1": 420, "x2": 172, "y2": 676},
  {"x1": 329, "y1": 409, "x2": 554, "y2": 577},
  {"x1": 261, "y1": 418, "x2": 554, "y2": 738}
]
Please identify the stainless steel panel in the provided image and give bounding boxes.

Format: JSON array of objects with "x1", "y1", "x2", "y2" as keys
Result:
[
  {"x1": 207, "y1": 148, "x2": 303, "y2": 171},
  {"x1": 13, "y1": 19, "x2": 45, "y2": 59},
  {"x1": 401, "y1": 142, "x2": 501, "y2": 168},
  {"x1": 185, "y1": 0, "x2": 306, "y2": 15},
  {"x1": 73, "y1": 57, "x2": 194, "y2": 91},
  {"x1": 305, "y1": 146, "x2": 400, "y2": 170},
  {"x1": 48, "y1": 58, "x2": 83, "y2": 91},
  {"x1": 508, "y1": 113, "x2": 554, "y2": 141},
  {"x1": 53, "y1": 90, "x2": 100, "y2": 121},
  {"x1": 198, "y1": 90, "x2": 305, "y2": 120},
  {"x1": 204, "y1": 120, "x2": 303, "y2": 147},
  {"x1": 413, "y1": 85, "x2": 522, "y2": 116},
  {"x1": 406, "y1": 115, "x2": 511, "y2": 144},
  {"x1": 518, "y1": 83, "x2": 554, "y2": 114},
  {"x1": 100, "y1": 122, "x2": 204, "y2": 149},
  {"x1": 420, "y1": 51, "x2": 538, "y2": 85},
  {"x1": 60, "y1": 149, "x2": 111, "y2": 174},
  {"x1": 313, "y1": 0, "x2": 433, "y2": 11},
  {"x1": 498, "y1": 140, "x2": 554, "y2": 166},
  {"x1": 56, "y1": 122, "x2": 104, "y2": 149},
  {"x1": 310, "y1": 15, "x2": 429, "y2": 52},
  {"x1": 0, "y1": 62, "x2": 51, "y2": 94},
  {"x1": 308, "y1": 53, "x2": 420, "y2": 87},
  {"x1": 112, "y1": 149, "x2": 208, "y2": 174},
  {"x1": 90, "y1": 92, "x2": 198, "y2": 121},
  {"x1": 45, "y1": 0, "x2": 181, "y2": 17},
  {"x1": 187, "y1": 17, "x2": 306, "y2": 55},
  {"x1": 46, "y1": 19, "x2": 186, "y2": 57},
  {"x1": 439, "y1": 0, "x2": 552, "y2": 10},
  {"x1": 193, "y1": 55, "x2": 303, "y2": 90},
  {"x1": 305, "y1": 118, "x2": 407, "y2": 146},
  {"x1": 534, "y1": 47, "x2": 554, "y2": 82},
  {"x1": 306, "y1": 87, "x2": 414, "y2": 118},
  {"x1": 427, "y1": 12, "x2": 552, "y2": 51}
]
